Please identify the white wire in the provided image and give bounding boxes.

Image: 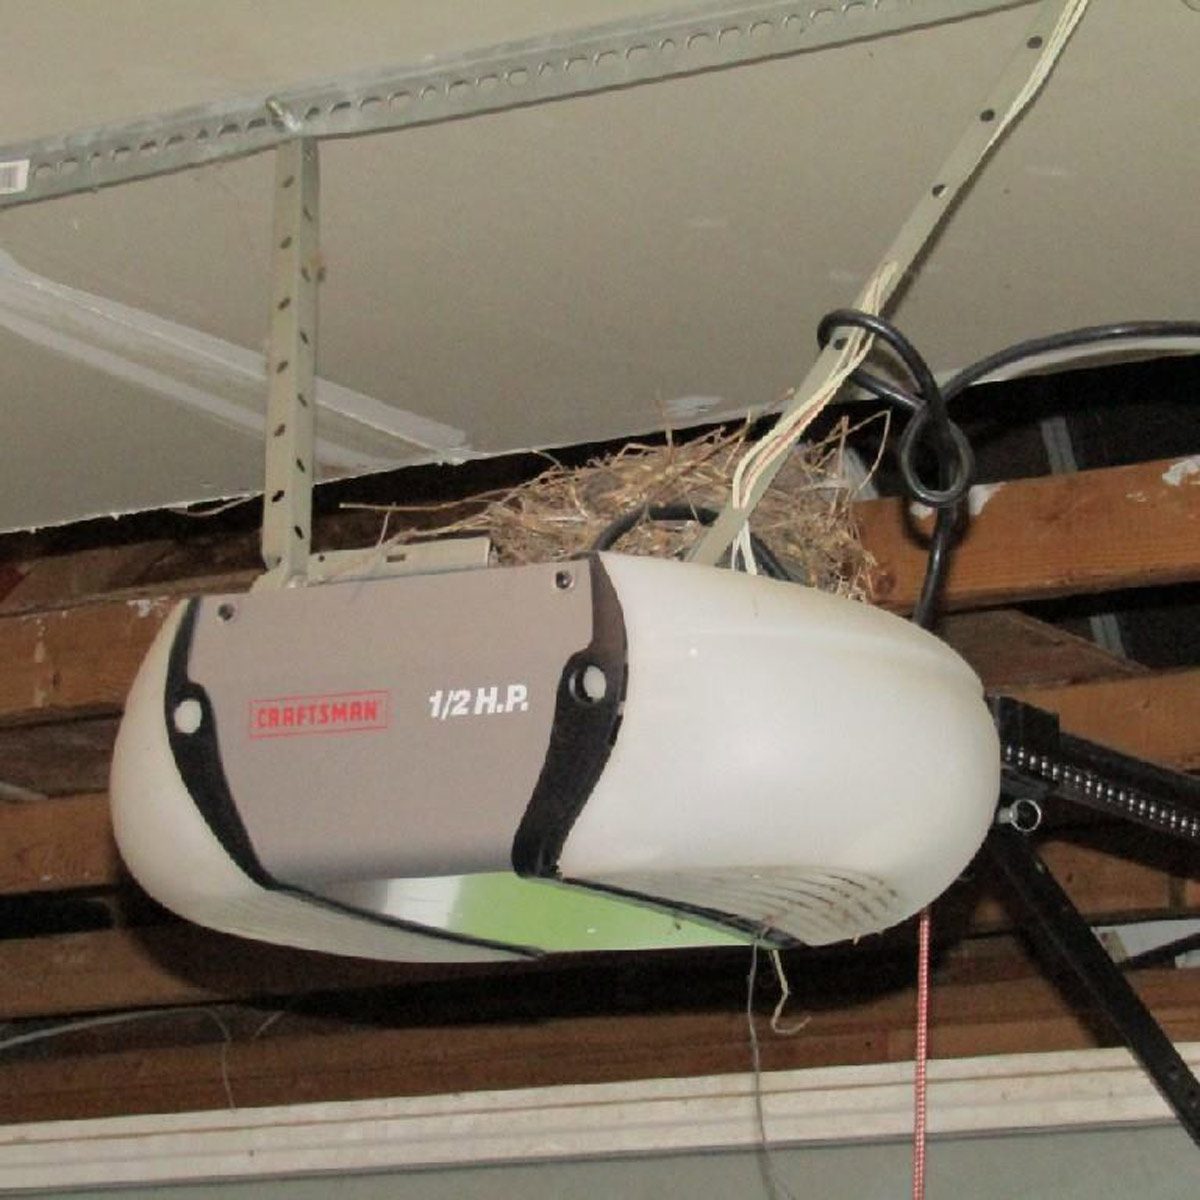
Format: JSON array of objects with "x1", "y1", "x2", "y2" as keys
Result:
[
  {"x1": 0, "y1": 1008, "x2": 183, "y2": 1054},
  {"x1": 983, "y1": 0, "x2": 1092, "y2": 159},
  {"x1": 730, "y1": 260, "x2": 897, "y2": 514},
  {"x1": 0, "y1": 1006, "x2": 240, "y2": 1056},
  {"x1": 734, "y1": 525, "x2": 760, "y2": 575},
  {"x1": 722, "y1": 0, "x2": 1093, "y2": 540},
  {"x1": 967, "y1": 336, "x2": 1200, "y2": 387},
  {"x1": 0, "y1": 1005, "x2": 245, "y2": 1108},
  {"x1": 747, "y1": 940, "x2": 802, "y2": 1200},
  {"x1": 768, "y1": 948, "x2": 811, "y2": 1038}
]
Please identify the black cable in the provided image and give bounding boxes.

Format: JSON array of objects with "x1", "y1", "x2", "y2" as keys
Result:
[
  {"x1": 817, "y1": 309, "x2": 974, "y2": 510},
  {"x1": 929, "y1": 321, "x2": 1200, "y2": 514},
  {"x1": 942, "y1": 320, "x2": 1200, "y2": 402},
  {"x1": 591, "y1": 322, "x2": 1200, "y2": 623},
  {"x1": 911, "y1": 506, "x2": 957, "y2": 630},
  {"x1": 817, "y1": 309, "x2": 937, "y2": 417},
  {"x1": 590, "y1": 503, "x2": 796, "y2": 582},
  {"x1": 817, "y1": 310, "x2": 970, "y2": 628},
  {"x1": 813, "y1": 314, "x2": 1200, "y2": 629}
]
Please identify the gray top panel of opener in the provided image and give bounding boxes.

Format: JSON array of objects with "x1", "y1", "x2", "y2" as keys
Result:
[{"x1": 185, "y1": 560, "x2": 593, "y2": 881}]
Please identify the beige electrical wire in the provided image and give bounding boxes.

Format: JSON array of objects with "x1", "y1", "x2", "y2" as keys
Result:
[
  {"x1": 693, "y1": 0, "x2": 1094, "y2": 567},
  {"x1": 730, "y1": 262, "x2": 898, "y2": 513}
]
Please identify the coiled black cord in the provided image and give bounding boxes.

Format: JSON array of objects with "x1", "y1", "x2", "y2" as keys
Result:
[
  {"x1": 816, "y1": 314, "x2": 1200, "y2": 629},
  {"x1": 592, "y1": 318, "x2": 1200, "y2": 626},
  {"x1": 817, "y1": 310, "x2": 969, "y2": 628},
  {"x1": 942, "y1": 321, "x2": 1200, "y2": 401}
]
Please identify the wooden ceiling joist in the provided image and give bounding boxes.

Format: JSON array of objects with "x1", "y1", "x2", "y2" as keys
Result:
[
  {"x1": 2, "y1": 786, "x2": 1188, "y2": 909},
  {"x1": 3, "y1": 660, "x2": 1194, "y2": 802},
  {"x1": 0, "y1": 832, "x2": 1194, "y2": 1023},
  {"x1": 860, "y1": 455, "x2": 1200, "y2": 612},
  {"x1": 1, "y1": 454, "x2": 1196, "y2": 734},
  {"x1": 2, "y1": 957, "x2": 1199, "y2": 1127},
  {"x1": 1008, "y1": 671, "x2": 1200, "y2": 771}
]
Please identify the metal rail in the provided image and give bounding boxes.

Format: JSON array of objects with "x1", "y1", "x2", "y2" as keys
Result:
[
  {"x1": 0, "y1": 0, "x2": 1025, "y2": 209},
  {"x1": 688, "y1": 0, "x2": 1082, "y2": 564}
]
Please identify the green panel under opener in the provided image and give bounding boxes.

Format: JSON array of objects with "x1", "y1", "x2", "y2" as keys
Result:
[{"x1": 390, "y1": 873, "x2": 749, "y2": 953}]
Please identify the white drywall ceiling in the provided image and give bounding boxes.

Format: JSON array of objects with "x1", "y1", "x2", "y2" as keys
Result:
[{"x1": 1, "y1": 1, "x2": 1198, "y2": 530}]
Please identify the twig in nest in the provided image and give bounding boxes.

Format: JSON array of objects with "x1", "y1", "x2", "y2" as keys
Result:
[{"x1": 346, "y1": 421, "x2": 879, "y2": 601}]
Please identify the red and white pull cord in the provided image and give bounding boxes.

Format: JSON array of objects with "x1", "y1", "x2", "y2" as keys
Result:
[{"x1": 911, "y1": 907, "x2": 932, "y2": 1200}]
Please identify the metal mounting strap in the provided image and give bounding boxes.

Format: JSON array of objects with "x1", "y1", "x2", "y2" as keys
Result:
[
  {"x1": 688, "y1": 0, "x2": 1089, "y2": 566},
  {"x1": 260, "y1": 139, "x2": 319, "y2": 586},
  {"x1": 0, "y1": 1, "x2": 1020, "y2": 210}
]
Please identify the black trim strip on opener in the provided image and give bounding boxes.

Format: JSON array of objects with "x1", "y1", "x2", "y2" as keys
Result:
[
  {"x1": 161, "y1": 596, "x2": 540, "y2": 959},
  {"x1": 164, "y1": 599, "x2": 270, "y2": 885},
  {"x1": 277, "y1": 882, "x2": 542, "y2": 959},
  {"x1": 511, "y1": 555, "x2": 627, "y2": 877}
]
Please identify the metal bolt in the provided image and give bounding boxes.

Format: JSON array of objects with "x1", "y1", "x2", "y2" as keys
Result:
[
  {"x1": 997, "y1": 798, "x2": 1043, "y2": 834},
  {"x1": 265, "y1": 97, "x2": 303, "y2": 134}
]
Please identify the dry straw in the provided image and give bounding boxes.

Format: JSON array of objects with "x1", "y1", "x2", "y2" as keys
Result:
[{"x1": 349, "y1": 415, "x2": 883, "y2": 600}]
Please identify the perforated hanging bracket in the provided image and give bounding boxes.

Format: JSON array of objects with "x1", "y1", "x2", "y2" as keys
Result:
[{"x1": 259, "y1": 138, "x2": 320, "y2": 588}]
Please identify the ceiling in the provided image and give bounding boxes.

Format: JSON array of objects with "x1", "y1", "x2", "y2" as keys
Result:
[{"x1": 1, "y1": 0, "x2": 1198, "y2": 531}]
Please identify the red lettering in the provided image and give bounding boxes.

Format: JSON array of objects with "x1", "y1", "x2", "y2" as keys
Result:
[{"x1": 251, "y1": 692, "x2": 389, "y2": 737}]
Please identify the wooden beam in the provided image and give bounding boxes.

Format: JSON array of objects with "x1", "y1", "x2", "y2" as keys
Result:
[
  {"x1": 1, "y1": 828, "x2": 1195, "y2": 1019},
  {"x1": 0, "y1": 542, "x2": 172, "y2": 617},
  {"x1": 938, "y1": 610, "x2": 1146, "y2": 690},
  {"x1": 0, "y1": 602, "x2": 1157, "y2": 885},
  {"x1": 0, "y1": 717, "x2": 116, "y2": 798},
  {"x1": 2, "y1": 785, "x2": 1187, "y2": 912},
  {"x1": 0, "y1": 562, "x2": 23, "y2": 606},
  {"x1": 0, "y1": 602, "x2": 168, "y2": 728},
  {"x1": 1, "y1": 458, "x2": 1195, "y2": 730},
  {"x1": 858, "y1": 456, "x2": 1200, "y2": 612},
  {"x1": 1007, "y1": 670, "x2": 1200, "y2": 771},
  {"x1": 1002, "y1": 668, "x2": 1198, "y2": 771},
  {"x1": 1, "y1": 963, "x2": 1197, "y2": 1125},
  {"x1": 2, "y1": 763, "x2": 1190, "y2": 902},
  {"x1": 0, "y1": 924, "x2": 534, "y2": 1021},
  {"x1": 4, "y1": 662, "x2": 1192, "y2": 802},
  {"x1": 965, "y1": 837, "x2": 1191, "y2": 932},
  {"x1": 0, "y1": 793, "x2": 117, "y2": 893}
]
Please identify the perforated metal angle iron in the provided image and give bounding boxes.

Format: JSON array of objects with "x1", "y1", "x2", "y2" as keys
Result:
[
  {"x1": 0, "y1": 1, "x2": 1025, "y2": 208},
  {"x1": 260, "y1": 139, "x2": 320, "y2": 584}
]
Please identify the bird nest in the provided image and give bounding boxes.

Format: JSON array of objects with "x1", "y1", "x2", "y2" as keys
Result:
[{"x1": 360, "y1": 421, "x2": 878, "y2": 601}]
